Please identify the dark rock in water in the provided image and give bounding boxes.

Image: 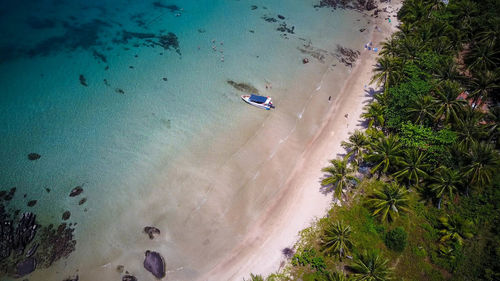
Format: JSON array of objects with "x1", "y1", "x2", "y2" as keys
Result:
[
  {"x1": 24, "y1": 194, "x2": 27, "y2": 198},
  {"x1": 277, "y1": 23, "x2": 294, "y2": 34},
  {"x1": 62, "y1": 211, "x2": 71, "y2": 221},
  {"x1": 157, "y1": 32, "x2": 181, "y2": 55},
  {"x1": 79, "y1": 75, "x2": 88, "y2": 87},
  {"x1": 62, "y1": 275, "x2": 79, "y2": 281},
  {"x1": 251, "y1": 5, "x2": 258, "y2": 10},
  {"x1": 16, "y1": 257, "x2": 36, "y2": 277},
  {"x1": 115, "y1": 88, "x2": 125, "y2": 95},
  {"x1": 153, "y1": 2, "x2": 181, "y2": 13},
  {"x1": 262, "y1": 15, "x2": 277, "y2": 22},
  {"x1": 227, "y1": 80, "x2": 259, "y2": 94},
  {"x1": 105, "y1": 66, "x2": 109, "y2": 71},
  {"x1": 116, "y1": 264, "x2": 124, "y2": 273},
  {"x1": 277, "y1": 14, "x2": 285, "y2": 20},
  {"x1": 302, "y1": 58, "x2": 309, "y2": 64},
  {"x1": 162, "y1": 77, "x2": 168, "y2": 81},
  {"x1": 92, "y1": 50, "x2": 107, "y2": 63},
  {"x1": 27, "y1": 200, "x2": 37, "y2": 207},
  {"x1": 129, "y1": 65, "x2": 134, "y2": 69},
  {"x1": 122, "y1": 275, "x2": 137, "y2": 281},
  {"x1": 69, "y1": 186, "x2": 83, "y2": 197},
  {"x1": 143, "y1": 250, "x2": 166, "y2": 279},
  {"x1": 4, "y1": 187, "x2": 17, "y2": 201},
  {"x1": 0, "y1": 190, "x2": 6, "y2": 198},
  {"x1": 37, "y1": 222, "x2": 76, "y2": 267},
  {"x1": 45, "y1": 188, "x2": 51, "y2": 193},
  {"x1": 144, "y1": 226, "x2": 161, "y2": 239},
  {"x1": 103, "y1": 79, "x2": 110, "y2": 86},
  {"x1": 26, "y1": 243, "x2": 39, "y2": 257},
  {"x1": 28, "y1": 153, "x2": 41, "y2": 161},
  {"x1": 78, "y1": 198, "x2": 87, "y2": 205},
  {"x1": 359, "y1": 28, "x2": 366, "y2": 32},
  {"x1": 366, "y1": 0, "x2": 377, "y2": 10}
]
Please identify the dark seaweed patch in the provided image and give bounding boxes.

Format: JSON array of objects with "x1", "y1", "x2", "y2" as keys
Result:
[
  {"x1": 92, "y1": 50, "x2": 107, "y2": 63},
  {"x1": 26, "y1": 17, "x2": 56, "y2": 30},
  {"x1": 153, "y1": 2, "x2": 181, "y2": 13},
  {"x1": 27, "y1": 19, "x2": 111, "y2": 58}
]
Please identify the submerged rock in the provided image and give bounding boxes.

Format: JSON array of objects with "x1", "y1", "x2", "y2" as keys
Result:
[
  {"x1": 28, "y1": 153, "x2": 41, "y2": 161},
  {"x1": 27, "y1": 200, "x2": 37, "y2": 207},
  {"x1": 227, "y1": 80, "x2": 259, "y2": 94},
  {"x1": 62, "y1": 275, "x2": 79, "y2": 281},
  {"x1": 16, "y1": 257, "x2": 36, "y2": 277},
  {"x1": 144, "y1": 226, "x2": 161, "y2": 239},
  {"x1": 79, "y1": 74, "x2": 88, "y2": 87},
  {"x1": 62, "y1": 211, "x2": 71, "y2": 221},
  {"x1": 143, "y1": 250, "x2": 166, "y2": 279},
  {"x1": 302, "y1": 58, "x2": 309, "y2": 64},
  {"x1": 78, "y1": 198, "x2": 87, "y2": 205},
  {"x1": 69, "y1": 186, "x2": 83, "y2": 197},
  {"x1": 122, "y1": 275, "x2": 137, "y2": 281}
]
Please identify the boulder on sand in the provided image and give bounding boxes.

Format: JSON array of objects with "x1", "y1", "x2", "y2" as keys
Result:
[
  {"x1": 144, "y1": 226, "x2": 161, "y2": 239},
  {"x1": 143, "y1": 250, "x2": 166, "y2": 279},
  {"x1": 16, "y1": 257, "x2": 36, "y2": 277}
]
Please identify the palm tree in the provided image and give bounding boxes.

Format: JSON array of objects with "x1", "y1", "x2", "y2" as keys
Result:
[
  {"x1": 371, "y1": 56, "x2": 403, "y2": 96},
  {"x1": 397, "y1": 0, "x2": 432, "y2": 24},
  {"x1": 407, "y1": 95, "x2": 437, "y2": 125},
  {"x1": 321, "y1": 158, "x2": 359, "y2": 200},
  {"x1": 453, "y1": 106, "x2": 488, "y2": 147},
  {"x1": 429, "y1": 166, "x2": 462, "y2": 208},
  {"x1": 467, "y1": 70, "x2": 499, "y2": 104},
  {"x1": 393, "y1": 149, "x2": 430, "y2": 186},
  {"x1": 350, "y1": 251, "x2": 392, "y2": 281},
  {"x1": 341, "y1": 130, "x2": 369, "y2": 166},
  {"x1": 433, "y1": 81, "x2": 467, "y2": 124},
  {"x1": 321, "y1": 221, "x2": 353, "y2": 259},
  {"x1": 465, "y1": 42, "x2": 500, "y2": 72},
  {"x1": 246, "y1": 274, "x2": 265, "y2": 281},
  {"x1": 463, "y1": 141, "x2": 500, "y2": 189},
  {"x1": 322, "y1": 271, "x2": 349, "y2": 281},
  {"x1": 362, "y1": 102, "x2": 385, "y2": 129},
  {"x1": 365, "y1": 135, "x2": 403, "y2": 178},
  {"x1": 367, "y1": 182, "x2": 410, "y2": 223},
  {"x1": 438, "y1": 215, "x2": 473, "y2": 246},
  {"x1": 379, "y1": 37, "x2": 400, "y2": 57},
  {"x1": 433, "y1": 61, "x2": 463, "y2": 85}
]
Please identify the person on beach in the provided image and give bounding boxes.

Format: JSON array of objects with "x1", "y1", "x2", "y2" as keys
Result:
[{"x1": 328, "y1": 96, "x2": 331, "y2": 102}]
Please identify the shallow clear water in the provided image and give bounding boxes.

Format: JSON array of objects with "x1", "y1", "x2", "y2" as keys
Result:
[{"x1": 0, "y1": 0, "x2": 371, "y2": 280}]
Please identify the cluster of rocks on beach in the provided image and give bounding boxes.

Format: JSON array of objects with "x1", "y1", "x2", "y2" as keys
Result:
[{"x1": 0, "y1": 183, "x2": 80, "y2": 279}]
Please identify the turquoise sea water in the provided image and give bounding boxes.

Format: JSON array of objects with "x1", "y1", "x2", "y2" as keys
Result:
[{"x1": 0, "y1": 0, "x2": 371, "y2": 280}]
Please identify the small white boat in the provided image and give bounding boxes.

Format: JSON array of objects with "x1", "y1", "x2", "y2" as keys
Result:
[{"x1": 241, "y1": 94, "x2": 275, "y2": 110}]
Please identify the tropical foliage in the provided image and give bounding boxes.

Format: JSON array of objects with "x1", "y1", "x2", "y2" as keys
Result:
[{"x1": 255, "y1": 0, "x2": 500, "y2": 280}]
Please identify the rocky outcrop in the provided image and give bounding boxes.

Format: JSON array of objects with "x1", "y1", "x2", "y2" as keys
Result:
[
  {"x1": 16, "y1": 257, "x2": 36, "y2": 277},
  {"x1": 143, "y1": 250, "x2": 166, "y2": 279},
  {"x1": 69, "y1": 186, "x2": 83, "y2": 197},
  {"x1": 227, "y1": 80, "x2": 259, "y2": 94},
  {"x1": 144, "y1": 226, "x2": 161, "y2": 239},
  {"x1": 335, "y1": 45, "x2": 360, "y2": 67},
  {"x1": 315, "y1": 0, "x2": 378, "y2": 11},
  {"x1": 62, "y1": 211, "x2": 71, "y2": 221},
  {"x1": 123, "y1": 275, "x2": 138, "y2": 281},
  {"x1": 28, "y1": 153, "x2": 41, "y2": 161}
]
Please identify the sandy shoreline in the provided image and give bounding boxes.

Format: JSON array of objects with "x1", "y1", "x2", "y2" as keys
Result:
[{"x1": 200, "y1": 2, "x2": 401, "y2": 280}]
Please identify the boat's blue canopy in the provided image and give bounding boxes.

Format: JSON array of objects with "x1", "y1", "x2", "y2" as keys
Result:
[{"x1": 249, "y1": 95, "x2": 267, "y2": 103}]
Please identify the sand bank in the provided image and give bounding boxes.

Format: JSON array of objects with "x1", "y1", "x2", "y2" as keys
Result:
[{"x1": 200, "y1": 2, "x2": 402, "y2": 280}]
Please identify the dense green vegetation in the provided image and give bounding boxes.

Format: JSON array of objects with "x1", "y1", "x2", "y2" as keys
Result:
[{"x1": 246, "y1": 0, "x2": 499, "y2": 280}]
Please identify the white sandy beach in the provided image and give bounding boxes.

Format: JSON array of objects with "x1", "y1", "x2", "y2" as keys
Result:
[{"x1": 200, "y1": 2, "x2": 402, "y2": 280}]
